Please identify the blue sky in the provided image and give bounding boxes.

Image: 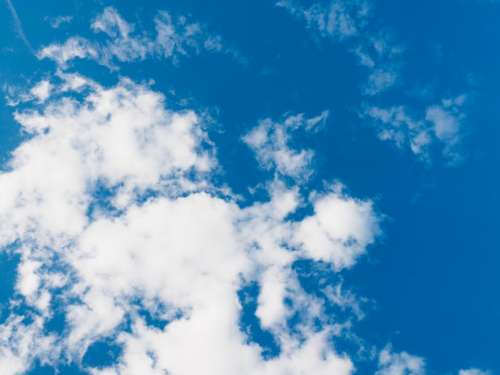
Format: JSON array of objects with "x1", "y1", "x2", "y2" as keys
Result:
[{"x1": 0, "y1": 0, "x2": 498, "y2": 374}]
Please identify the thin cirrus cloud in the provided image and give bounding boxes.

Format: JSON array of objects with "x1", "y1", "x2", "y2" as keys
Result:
[
  {"x1": 276, "y1": 0, "x2": 403, "y2": 96},
  {"x1": 4, "y1": 0, "x2": 35, "y2": 54},
  {"x1": 37, "y1": 7, "x2": 244, "y2": 69}
]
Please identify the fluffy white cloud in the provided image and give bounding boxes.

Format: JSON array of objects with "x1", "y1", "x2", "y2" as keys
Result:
[
  {"x1": 29, "y1": 80, "x2": 52, "y2": 102},
  {"x1": 0, "y1": 75, "x2": 380, "y2": 374},
  {"x1": 0, "y1": 315, "x2": 57, "y2": 375},
  {"x1": 38, "y1": 7, "x2": 241, "y2": 69},
  {"x1": 294, "y1": 185, "x2": 380, "y2": 270}
]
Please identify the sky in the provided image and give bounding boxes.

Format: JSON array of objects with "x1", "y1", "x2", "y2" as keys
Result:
[{"x1": 0, "y1": 0, "x2": 498, "y2": 374}]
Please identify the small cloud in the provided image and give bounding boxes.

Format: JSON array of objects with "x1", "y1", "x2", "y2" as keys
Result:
[
  {"x1": 459, "y1": 369, "x2": 491, "y2": 375},
  {"x1": 376, "y1": 345, "x2": 425, "y2": 375},
  {"x1": 425, "y1": 95, "x2": 467, "y2": 164},
  {"x1": 362, "y1": 95, "x2": 467, "y2": 164},
  {"x1": 277, "y1": 0, "x2": 403, "y2": 96},
  {"x1": 243, "y1": 111, "x2": 329, "y2": 181},
  {"x1": 363, "y1": 67, "x2": 399, "y2": 96},
  {"x1": 47, "y1": 15, "x2": 73, "y2": 29},
  {"x1": 277, "y1": 0, "x2": 369, "y2": 41}
]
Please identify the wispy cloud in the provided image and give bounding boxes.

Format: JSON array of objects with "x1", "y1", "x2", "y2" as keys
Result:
[
  {"x1": 243, "y1": 111, "x2": 329, "y2": 181},
  {"x1": 38, "y1": 7, "x2": 245, "y2": 69},
  {"x1": 277, "y1": 0, "x2": 403, "y2": 96},
  {"x1": 46, "y1": 15, "x2": 73, "y2": 29},
  {"x1": 376, "y1": 346, "x2": 425, "y2": 375},
  {"x1": 362, "y1": 95, "x2": 468, "y2": 164}
]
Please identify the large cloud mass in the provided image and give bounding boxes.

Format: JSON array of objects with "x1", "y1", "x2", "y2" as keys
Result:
[{"x1": 0, "y1": 73, "x2": 382, "y2": 374}]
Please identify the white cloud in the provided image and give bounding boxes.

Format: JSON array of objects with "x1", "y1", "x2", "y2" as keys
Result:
[
  {"x1": 0, "y1": 315, "x2": 57, "y2": 375},
  {"x1": 363, "y1": 95, "x2": 467, "y2": 163},
  {"x1": 376, "y1": 346, "x2": 426, "y2": 375},
  {"x1": 38, "y1": 7, "x2": 241, "y2": 69},
  {"x1": 294, "y1": 185, "x2": 380, "y2": 270},
  {"x1": 243, "y1": 111, "x2": 329, "y2": 180},
  {"x1": 362, "y1": 105, "x2": 431, "y2": 159},
  {"x1": 277, "y1": 0, "x2": 369, "y2": 40},
  {"x1": 0, "y1": 5, "x2": 485, "y2": 374},
  {"x1": 29, "y1": 79, "x2": 52, "y2": 102},
  {"x1": 364, "y1": 67, "x2": 399, "y2": 96},
  {"x1": 459, "y1": 369, "x2": 491, "y2": 375},
  {"x1": 0, "y1": 75, "x2": 380, "y2": 374},
  {"x1": 91, "y1": 7, "x2": 133, "y2": 38},
  {"x1": 425, "y1": 95, "x2": 466, "y2": 163},
  {"x1": 37, "y1": 37, "x2": 99, "y2": 67},
  {"x1": 3, "y1": 72, "x2": 99, "y2": 107},
  {"x1": 47, "y1": 15, "x2": 73, "y2": 29},
  {"x1": 277, "y1": 0, "x2": 402, "y2": 95}
]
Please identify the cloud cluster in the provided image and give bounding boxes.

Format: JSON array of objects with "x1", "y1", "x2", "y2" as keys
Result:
[
  {"x1": 0, "y1": 74, "x2": 383, "y2": 374},
  {"x1": 278, "y1": 0, "x2": 470, "y2": 165},
  {"x1": 38, "y1": 7, "x2": 240, "y2": 69}
]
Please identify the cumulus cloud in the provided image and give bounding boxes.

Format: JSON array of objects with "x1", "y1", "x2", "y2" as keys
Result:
[
  {"x1": 38, "y1": 7, "x2": 242, "y2": 69},
  {"x1": 362, "y1": 95, "x2": 467, "y2": 164},
  {"x1": 0, "y1": 74, "x2": 382, "y2": 374},
  {"x1": 277, "y1": 0, "x2": 403, "y2": 96},
  {"x1": 295, "y1": 185, "x2": 380, "y2": 269},
  {"x1": 0, "y1": 315, "x2": 56, "y2": 374}
]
